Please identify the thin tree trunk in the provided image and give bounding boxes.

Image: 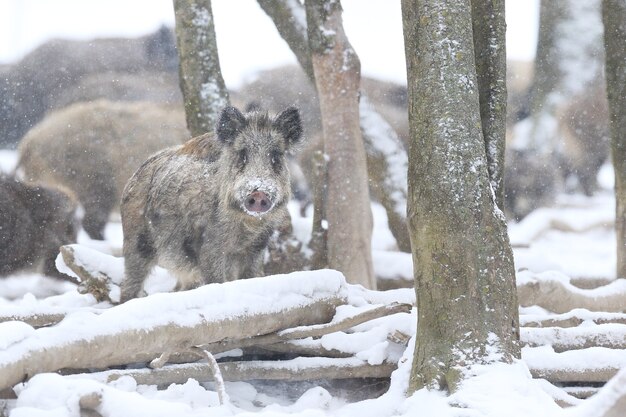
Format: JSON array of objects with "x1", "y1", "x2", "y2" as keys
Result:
[
  {"x1": 305, "y1": 0, "x2": 375, "y2": 289},
  {"x1": 258, "y1": 0, "x2": 411, "y2": 253},
  {"x1": 528, "y1": 0, "x2": 604, "y2": 152},
  {"x1": 471, "y1": 0, "x2": 507, "y2": 209},
  {"x1": 256, "y1": 0, "x2": 314, "y2": 82},
  {"x1": 602, "y1": 0, "x2": 626, "y2": 279},
  {"x1": 402, "y1": 0, "x2": 519, "y2": 393},
  {"x1": 174, "y1": 0, "x2": 229, "y2": 136}
]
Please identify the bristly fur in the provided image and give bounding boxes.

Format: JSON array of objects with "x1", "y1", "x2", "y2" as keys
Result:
[
  {"x1": 0, "y1": 175, "x2": 79, "y2": 278},
  {"x1": 120, "y1": 105, "x2": 305, "y2": 302}
]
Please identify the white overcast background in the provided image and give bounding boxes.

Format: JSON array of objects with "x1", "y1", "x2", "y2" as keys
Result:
[{"x1": 0, "y1": 0, "x2": 539, "y2": 89}]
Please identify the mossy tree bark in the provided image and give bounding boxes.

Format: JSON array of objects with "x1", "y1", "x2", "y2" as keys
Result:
[
  {"x1": 258, "y1": 0, "x2": 412, "y2": 253},
  {"x1": 602, "y1": 0, "x2": 626, "y2": 279},
  {"x1": 173, "y1": 0, "x2": 229, "y2": 136},
  {"x1": 401, "y1": 0, "x2": 520, "y2": 393},
  {"x1": 305, "y1": 0, "x2": 375, "y2": 289}
]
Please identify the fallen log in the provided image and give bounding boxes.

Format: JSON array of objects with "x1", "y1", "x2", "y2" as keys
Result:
[
  {"x1": 520, "y1": 309, "x2": 626, "y2": 328},
  {"x1": 517, "y1": 272, "x2": 626, "y2": 313},
  {"x1": 151, "y1": 302, "x2": 412, "y2": 365},
  {"x1": 543, "y1": 368, "x2": 626, "y2": 417},
  {"x1": 524, "y1": 346, "x2": 626, "y2": 383},
  {"x1": 92, "y1": 357, "x2": 397, "y2": 386},
  {"x1": 0, "y1": 312, "x2": 65, "y2": 328},
  {"x1": 530, "y1": 367, "x2": 620, "y2": 383},
  {"x1": 521, "y1": 324, "x2": 626, "y2": 352},
  {"x1": 0, "y1": 271, "x2": 346, "y2": 391},
  {"x1": 206, "y1": 302, "x2": 411, "y2": 354}
]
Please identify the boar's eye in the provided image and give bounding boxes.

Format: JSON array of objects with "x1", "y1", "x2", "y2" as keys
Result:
[
  {"x1": 238, "y1": 149, "x2": 248, "y2": 167},
  {"x1": 270, "y1": 150, "x2": 283, "y2": 168},
  {"x1": 270, "y1": 151, "x2": 283, "y2": 172}
]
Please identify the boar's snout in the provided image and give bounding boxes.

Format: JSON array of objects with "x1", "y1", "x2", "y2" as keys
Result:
[{"x1": 245, "y1": 191, "x2": 272, "y2": 214}]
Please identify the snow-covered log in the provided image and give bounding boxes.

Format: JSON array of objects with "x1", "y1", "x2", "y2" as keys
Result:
[
  {"x1": 520, "y1": 309, "x2": 626, "y2": 328},
  {"x1": 521, "y1": 324, "x2": 626, "y2": 352},
  {"x1": 523, "y1": 346, "x2": 626, "y2": 383},
  {"x1": 530, "y1": 367, "x2": 620, "y2": 384},
  {"x1": 0, "y1": 271, "x2": 346, "y2": 391},
  {"x1": 87, "y1": 357, "x2": 396, "y2": 386},
  {"x1": 58, "y1": 244, "x2": 124, "y2": 303},
  {"x1": 570, "y1": 368, "x2": 626, "y2": 417},
  {"x1": 201, "y1": 301, "x2": 411, "y2": 355},
  {"x1": 517, "y1": 271, "x2": 626, "y2": 313},
  {"x1": 0, "y1": 312, "x2": 65, "y2": 328}
]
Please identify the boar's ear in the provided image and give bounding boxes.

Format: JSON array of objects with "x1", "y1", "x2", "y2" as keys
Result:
[
  {"x1": 274, "y1": 107, "x2": 303, "y2": 148},
  {"x1": 216, "y1": 106, "x2": 247, "y2": 145}
]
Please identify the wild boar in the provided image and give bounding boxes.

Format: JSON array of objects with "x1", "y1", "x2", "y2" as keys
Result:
[
  {"x1": 17, "y1": 99, "x2": 189, "y2": 240},
  {"x1": 0, "y1": 176, "x2": 79, "y2": 278},
  {"x1": 120, "y1": 106, "x2": 303, "y2": 302},
  {"x1": 0, "y1": 26, "x2": 178, "y2": 148}
]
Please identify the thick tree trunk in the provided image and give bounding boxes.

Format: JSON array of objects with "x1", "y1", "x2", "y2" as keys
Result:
[
  {"x1": 306, "y1": 0, "x2": 375, "y2": 289},
  {"x1": 258, "y1": 0, "x2": 411, "y2": 253},
  {"x1": 174, "y1": 0, "x2": 229, "y2": 136},
  {"x1": 402, "y1": 0, "x2": 519, "y2": 393},
  {"x1": 603, "y1": 0, "x2": 626, "y2": 279}
]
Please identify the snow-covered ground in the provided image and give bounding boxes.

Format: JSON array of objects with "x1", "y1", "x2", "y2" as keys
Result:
[{"x1": 1, "y1": 148, "x2": 624, "y2": 416}]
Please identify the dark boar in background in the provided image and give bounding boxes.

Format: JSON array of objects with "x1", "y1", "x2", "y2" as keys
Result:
[
  {"x1": 0, "y1": 176, "x2": 78, "y2": 278},
  {"x1": 0, "y1": 26, "x2": 179, "y2": 148},
  {"x1": 17, "y1": 100, "x2": 189, "y2": 240}
]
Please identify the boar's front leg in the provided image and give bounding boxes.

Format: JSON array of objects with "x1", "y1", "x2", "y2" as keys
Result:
[{"x1": 121, "y1": 229, "x2": 157, "y2": 302}]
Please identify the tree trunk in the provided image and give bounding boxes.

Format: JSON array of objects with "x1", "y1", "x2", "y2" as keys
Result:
[
  {"x1": 256, "y1": 0, "x2": 315, "y2": 82},
  {"x1": 174, "y1": 0, "x2": 229, "y2": 136},
  {"x1": 402, "y1": 0, "x2": 519, "y2": 393},
  {"x1": 258, "y1": 0, "x2": 412, "y2": 253},
  {"x1": 528, "y1": 0, "x2": 604, "y2": 152},
  {"x1": 603, "y1": 0, "x2": 626, "y2": 279},
  {"x1": 470, "y1": 0, "x2": 507, "y2": 209},
  {"x1": 305, "y1": 0, "x2": 375, "y2": 289}
]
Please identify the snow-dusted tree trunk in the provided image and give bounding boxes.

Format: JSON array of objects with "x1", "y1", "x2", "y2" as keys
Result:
[
  {"x1": 526, "y1": 0, "x2": 604, "y2": 152},
  {"x1": 174, "y1": 0, "x2": 229, "y2": 136},
  {"x1": 257, "y1": 0, "x2": 411, "y2": 253},
  {"x1": 305, "y1": 0, "x2": 375, "y2": 289},
  {"x1": 471, "y1": 0, "x2": 507, "y2": 209},
  {"x1": 256, "y1": 0, "x2": 314, "y2": 82},
  {"x1": 402, "y1": 0, "x2": 519, "y2": 393},
  {"x1": 603, "y1": 0, "x2": 626, "y2": 279}
]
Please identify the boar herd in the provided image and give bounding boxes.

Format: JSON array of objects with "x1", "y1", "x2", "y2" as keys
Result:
[{"x1": 0, "y1": 30, "x2": 611, "y2": 299}]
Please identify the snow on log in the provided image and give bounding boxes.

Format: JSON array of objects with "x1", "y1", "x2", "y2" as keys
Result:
[
  {"x1": 517, "y1": 271, "x2": 626, "y2": 313},
  {"x1": 204, "y1": 302, "x2": 411, "y2": 354},
  {"x1": 89, "y1": 357, "x2": 396, "y2": 386},
  {"x1": 523, "y1": 346, "x2": 626, "y2": 383},
  {"x1": 0, "y1": 312, "x2": 65, "y2": 328},
  {"x1": 569, "y1": 368, "x2": 626, "y2": 417},
  {"x1": 0, "y1": 270, "x2": 347, "y2": 391},
  {"x1": 521, "y1": 324, "x2": 626, "y2": 352},
  {"x1": 58, "y1": 244, "x2": 124, "y2": 303},
  {"x1": 520, "y1": 309, "x2": 626, "y2": 328}
]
